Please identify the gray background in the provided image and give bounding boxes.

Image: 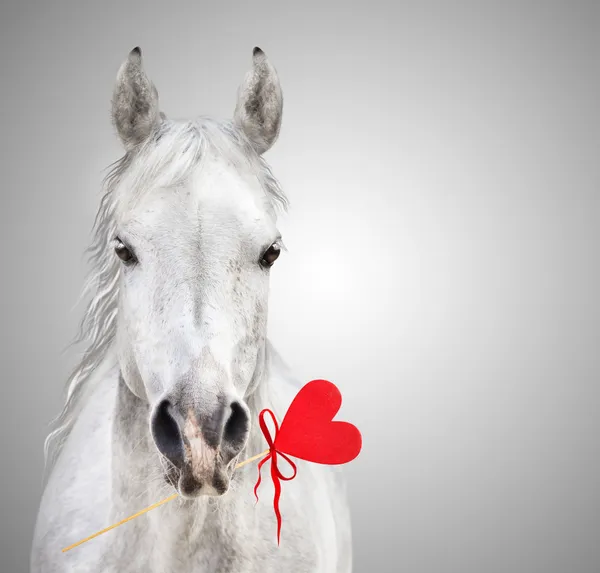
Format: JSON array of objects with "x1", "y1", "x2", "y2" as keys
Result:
[{"x1": 1, "y1": 1, "x2": 599, "y2": 572}]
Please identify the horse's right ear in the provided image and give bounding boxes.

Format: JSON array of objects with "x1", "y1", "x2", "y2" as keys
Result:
[{"x1": 111, "y1": 47, "x2": 162, "y2": 151}]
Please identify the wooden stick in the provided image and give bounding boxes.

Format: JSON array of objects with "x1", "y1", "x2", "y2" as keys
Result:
[{"x1": 61, "y1": 448, "x2": 270, "y2": 553}]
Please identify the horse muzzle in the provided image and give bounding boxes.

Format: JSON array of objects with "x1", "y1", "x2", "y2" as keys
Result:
[{"x1": 150, "y1": 395, "x2": 250, "y2": 497}]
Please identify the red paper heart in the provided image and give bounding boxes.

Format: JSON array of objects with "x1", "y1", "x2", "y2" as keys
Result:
[{"x1": 273, "y1": 379, "x2": 362, "y2": 465}]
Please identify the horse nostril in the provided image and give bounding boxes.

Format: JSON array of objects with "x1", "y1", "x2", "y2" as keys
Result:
[
  {"x1": 151, "y1": 399, "x2": 184, "y2": 467},
  {"x1": 223, "y1": 401, "x2": 250, "y2": 449}
]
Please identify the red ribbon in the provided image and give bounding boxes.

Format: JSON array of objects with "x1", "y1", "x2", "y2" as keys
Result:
[{"x1": 253, "y1": 408, "x2": 298, "y2": 545}]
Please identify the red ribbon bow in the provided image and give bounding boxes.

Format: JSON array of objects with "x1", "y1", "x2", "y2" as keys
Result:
[
  {"x1": 253, "y1": 409, "x2": 298, "y2": 545},
  {"x1": 251, "y1": 380, "x2": 363, "y2": 545}
]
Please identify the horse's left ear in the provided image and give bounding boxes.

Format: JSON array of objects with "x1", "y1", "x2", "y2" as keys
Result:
[{"x1": 234, "y1": 47, "x2": 283, "y2": 155}]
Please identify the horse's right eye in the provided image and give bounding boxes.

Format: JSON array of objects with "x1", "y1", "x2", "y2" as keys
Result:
[{"x1": 114, "y1": 239, "x2": 135, "y2": 263}]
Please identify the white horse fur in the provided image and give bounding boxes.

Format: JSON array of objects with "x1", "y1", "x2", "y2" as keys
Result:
[{"x1": 31, "y1": 47, "x2": 353, "y2": 572}]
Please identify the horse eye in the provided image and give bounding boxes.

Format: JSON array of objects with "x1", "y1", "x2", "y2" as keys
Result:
[
  {"x1": 114, "y1": 239, "x2": 135, "y2": 263},
  {"x1": 261, "y1": 244, "x2": 281, "y2": 267}
]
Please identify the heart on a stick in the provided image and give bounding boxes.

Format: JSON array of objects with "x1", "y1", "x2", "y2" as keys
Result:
[{"x1": 61, "y1": 378, "x2": 363, "y2": 553}]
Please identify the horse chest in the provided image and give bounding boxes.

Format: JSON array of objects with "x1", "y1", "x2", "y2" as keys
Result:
[{"x1": 99, "y1": 499, "x2": 320, "y2": 573}]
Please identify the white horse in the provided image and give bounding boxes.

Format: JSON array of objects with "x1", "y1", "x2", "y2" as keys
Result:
[{"x1": 31, "y1": 47, "x2": 352, "y2": 573}]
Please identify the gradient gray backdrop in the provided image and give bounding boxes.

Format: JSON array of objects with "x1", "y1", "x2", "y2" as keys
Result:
[{"x1": 1, "y1": 1, "x2": 599, "y2": 572}]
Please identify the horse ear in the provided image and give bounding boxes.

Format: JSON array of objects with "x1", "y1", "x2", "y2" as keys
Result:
[
  {"x1": 111, "y1": 47, "x2": 162, "y2": 150},
  {"x1": 234, "y1": 47, "x2": 283, "y2": 155}
]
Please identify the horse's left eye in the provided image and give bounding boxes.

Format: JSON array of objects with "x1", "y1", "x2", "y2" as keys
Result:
[{"x1": 261, "y1": 244, "x2": 281, "y2": 267}]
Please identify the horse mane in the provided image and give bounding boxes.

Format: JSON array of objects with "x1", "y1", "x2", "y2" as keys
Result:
[{"x1": 43, "y1": 117, "x2": 288, "y2": 479}]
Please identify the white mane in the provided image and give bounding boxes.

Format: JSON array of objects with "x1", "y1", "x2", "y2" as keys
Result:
[{"x1": 43, "y1": 117, "x2": 288, "y2": 478}]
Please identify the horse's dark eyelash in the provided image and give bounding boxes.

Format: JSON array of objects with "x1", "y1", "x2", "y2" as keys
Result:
[{"x1": 113, "y1": 236, "x2": 131, "y2": 251}]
